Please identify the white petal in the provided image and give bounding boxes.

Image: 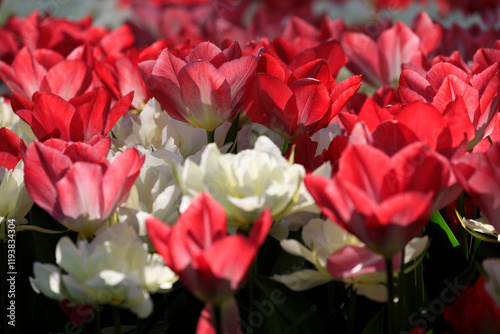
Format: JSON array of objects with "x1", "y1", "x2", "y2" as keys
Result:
[
  {"x1": 273, "y1": 270, "x2": 332, "y2": 291},
  {"x1": 280, "y1": 239, "x2": 315, "y2": 264},
  {"x1": 30, "y1": 263, "x2": 64, "y2": 300}
]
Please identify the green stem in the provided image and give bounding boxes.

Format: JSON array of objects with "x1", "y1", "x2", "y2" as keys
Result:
[
  {"x1": 327, "y1": 281, "x2": 335, "y2": 317},
  {"x1": 347, "y1": 287, "x2": 356, "y2": 334},
  {"x1": 385, "y1": 257, "x2": 396, "y2": 334},
  {"x1": 206, "y1": 130, "x2": 215, "y2": 144},
  {"x1": 214, "y1": 304, "x2": 222, "y2": 334},
  {"x1": 457, "y1": 192, "x2": 469, "y2": 260},
  {"x1": 113, "y1": 307, "x2": 122, "y2": 334},
  {"x1": 87, "y1": 308, "x2": 102, "y2": 334},
  {"x1": 397, "y1": 248, "x2": 406, "y2": 331},
  {"x1": 415, "y1": 261, "x2": 426, "y2": 307},
  {"x1": 281, "y1": 141, "x2": 289, "y2": 156}
]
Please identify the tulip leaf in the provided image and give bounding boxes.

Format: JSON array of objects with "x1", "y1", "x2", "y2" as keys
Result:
[
  {"x1": 361, "y1": 308, "x2": 384, "y2": 334},
  {"x1": 429, "y1": 211, "x2": 459, "y2": 248},
  {"x1": 253, "y1": 277, "x2": 331, "y2": 333},
  {"x1": 223, "y1": 111, "x2": 240, "y2": 153}
]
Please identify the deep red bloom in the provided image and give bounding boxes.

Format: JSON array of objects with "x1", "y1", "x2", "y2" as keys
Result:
[
  {"x1": 341, "y1": 21, "x2": 424, "y2": 87},
  {"x1": 11, "y1": 87, "x2": 133, "y2": 142},
  {"x1": 453, "y1": 141, "x2": 500, "y2": 231},
  {"x1": 304, "y1": 142, "x2": 452, "y2": 258},
  {"x1": 0, "y1": 47, "x2": 92, "y2": 100},
  {"x1": 444, "y1": 276, "x2": 500, "y2": 334},
  {"x1": 399, "y1": 59, "x2": 500, "y2": 148},
  {"x1": 147, "y1": 193, "x2": 272, "y2": 333},
  {"x1": 94, "y1": 41, "x2": 168, "y2": 110},
  {"x1": 245, "y1": 52, "x2": 361, "y2": 142}
]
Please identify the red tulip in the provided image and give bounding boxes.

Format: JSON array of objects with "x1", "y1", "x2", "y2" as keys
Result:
[
  {"x1": 354, "y1": 100, "x2": 473, "y2": 160},
  {"x1": 304, "y1": 142, "x2": 450, "y2": 258},
  {"x1": 11, "y1": 86, "x2": 133, "y2": 142},
  {"x1": 341, "y1": 21, "x2": 424, "y2": 87},
  {"x1": 138, "y1": 41, "x2": 257, "y2": 132},
  {"x1": 399, "y1": 61, "x2": 500, "y2": 149},
  {"x1": 453, "y1": 141, "x2": 500, "y2": 231},
  {"x1": 23, "y1": 136, "x2": 144, "y2": 236},
  {"x1": 94, "y1": 42, "x2": 166, "y2": 109},
  {"x1": 444, "y1": 276, "x2": 500, "y2": 334},
  {"x1": 147, "y1": 193, "x2": 272, "y2": 333},
  {"x1": 0, "y1": 47, "x2": 92, "y2": 100},
  {"x1": 245, "y1": 52, "x2": 361, "y2": 142}
]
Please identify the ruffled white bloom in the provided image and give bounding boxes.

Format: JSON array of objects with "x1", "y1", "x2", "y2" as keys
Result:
[
  {"x1": 0, "y1": 162, "x2": 33, "y2": 240},
  {"x1": 176, "y1": 136, "x2": 319, "y2": 226},
  {"x1": 30, "y1": 224, "x2": 177, "y2": 318},
  {"x1": 273, "y1": 218, "x2": 429, "y2": 302},
  {"x1": 117, "y1": 146, "x2": 183, "y2": 237},
  {"x1": 113, "y1": 98, "x2": 250, "y2": 158},
  {"x1": 483, "y1": 258, "x2": 500, "y2": 307}
]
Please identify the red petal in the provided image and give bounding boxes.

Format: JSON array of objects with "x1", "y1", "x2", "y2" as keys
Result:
[
  {"x1": 378, "y1": 21, "x2": 422, "y2": 84},
  {"x1": 55, "y1": 162, "x2": 104, "y2": 230},
  {"x1": 146, "y1": 216, "x2": 173, "y2": 269},
  {"x1": 40, "y1": 60, "x2": 92, "y2": 100},
  {"x1": 101, "y1": 148, "x2": 143, "y2": 219},
  {"x1": 178, "y1": 60, "x2": 233, "y2": 130},
  {"x1": 342, "y1": 32, "x2": 382, "y2": 86},
  {"x1": 33, "y1": 93, "x2": 77, "y2": 141},
  {"x1": 23, "y1": 142, "x2": 72, "y2": 221}
]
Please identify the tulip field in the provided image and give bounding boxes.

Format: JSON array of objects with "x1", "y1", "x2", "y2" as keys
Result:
[{"x1": 1, "y1": 0, "x2": 500, "y2": 333}]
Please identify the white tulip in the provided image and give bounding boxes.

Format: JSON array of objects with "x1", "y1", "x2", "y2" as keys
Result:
[
  {"x1": 177, "y1": 136, "x2": 318, "y2": 227},
  {"x1": 0, "y1": 162, "x2": 33, "y2": 240},
  {"x1": 30, "y1": 224, "x2": 177, "y2": 318}
]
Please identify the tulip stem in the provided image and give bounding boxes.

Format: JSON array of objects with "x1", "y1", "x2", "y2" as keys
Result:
[
  {"x1": 214, "y1": 304, "x2": 222, "y2": 334},
  {"x1": 281, "y1": 141, "x2": 289, "y2": 156},
  {"x1": 385, "y1": 257, "x2": 396, "y2": 334},
  {"x1": 207, "y1": 130, "x2": 215, "y2": 144},
  {"x1": 113, "y1": 307, "x2": 122, "y2": 334},
  {"x1": 397, "y1": 248, "x2": 406, "y2": 331},
  {"x1": 347, "y1": 287, "x2": 356, "y2": 334}
]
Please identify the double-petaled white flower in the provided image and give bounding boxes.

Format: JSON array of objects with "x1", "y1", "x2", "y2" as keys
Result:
[
  {"x1": 176, "y1": 136, "x2": 321, "y2": 227},
  {"x1": 117, "y1": 145, "x2": 183, "y2": 237},
  {"x1": 30, "y1": 224, "x2": 177, "y2": 318},
  {"x1": 0, "y1": 161, "x2": 33, "y2": 240}
]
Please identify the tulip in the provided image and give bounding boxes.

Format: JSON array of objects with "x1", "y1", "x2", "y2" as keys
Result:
[
  {"x1": 0, "y1": 47, "x2": 92, "y2": 100},
  {"x1": 304, "y1": 142, "x2": 449, "y2": 258},
  {"x1": 146, "y1": 193, "x2": 272, "y2": 334},
  {"x1": 176, "y1": 136, "x2": 319, "y2": 227},
  {"x1": 453, "y1": 141, "x2": 500, "y2": 232},
  {"x1": 138, "y1": 41, "x2": 258, "y2": 132},
  {"x1": 12, "y1": 86, "x2": 133, "y2": 142},
  {"x1": 30, "y1": 223, "x2": 176, "y2": 319},
  {"x1": 23, "y1": 136, "x2": 144, "y2": 236}
]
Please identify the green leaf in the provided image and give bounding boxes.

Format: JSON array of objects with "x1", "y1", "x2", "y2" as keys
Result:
[
  {"x1": 253, "y1": 277, "x2": 331, "y2": 334},
  {"x1": 361, "y1": 308, "x2": 384, "y2": 334},
  {"x1": 223, "y1": 111, "x2": 240, "y2": 153},
  {"x1": 429, "y1": 211, "x2": 459, "y2": 248}
]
